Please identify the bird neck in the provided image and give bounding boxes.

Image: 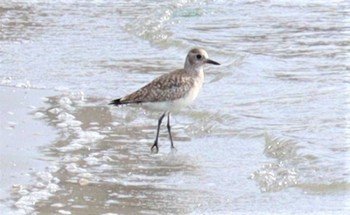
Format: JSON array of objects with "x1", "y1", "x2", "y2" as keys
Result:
[
  {"x1": 184, "y1": 61, "x2": 203, "y2": 75},
  {"x1": 185, "y1": 65, "x2": 203, "y2": 76}
]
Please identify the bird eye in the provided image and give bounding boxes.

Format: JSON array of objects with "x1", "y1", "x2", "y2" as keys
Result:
[{"x1": 196, "y1": 54, "x2": 202, "y2": 60}]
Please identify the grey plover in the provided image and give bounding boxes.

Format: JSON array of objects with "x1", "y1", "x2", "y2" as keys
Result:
[{"x1": 110, "y1": 48, "x2": 220, "y2": 153}]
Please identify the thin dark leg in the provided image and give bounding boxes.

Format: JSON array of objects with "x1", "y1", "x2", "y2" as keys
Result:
[
  {"x1": 151, "y1": 112, "x2": 166, "y2": 153},
  {"x1": 167, "y1": 112, "x2": 175, "y2": 149}
]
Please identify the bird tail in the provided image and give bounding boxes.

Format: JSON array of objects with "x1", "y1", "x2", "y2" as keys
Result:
[{"x1": 109, "y1": 98, "x2": 124, "y2": 106}]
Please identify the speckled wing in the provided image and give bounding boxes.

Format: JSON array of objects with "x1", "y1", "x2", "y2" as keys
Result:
[{"x1": 110, "y1": 70, "x2": 194, "y2": 106}]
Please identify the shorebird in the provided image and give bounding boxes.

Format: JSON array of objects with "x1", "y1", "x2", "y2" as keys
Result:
[{"x1": 110, "y1": 48, "x2": 220, "y2": 153}]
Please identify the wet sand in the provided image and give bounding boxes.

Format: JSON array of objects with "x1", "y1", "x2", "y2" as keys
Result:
[
  {"x1": 1, "y1": 85, "x2": 348, "y2": 214},
  {"x1": 0, "y1": 86, "x2": 56, "y2": 213}
]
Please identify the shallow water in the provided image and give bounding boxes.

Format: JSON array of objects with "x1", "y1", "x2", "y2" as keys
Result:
[{"x1": 1, "y1": 0, "x2": 350, "y2": 214}]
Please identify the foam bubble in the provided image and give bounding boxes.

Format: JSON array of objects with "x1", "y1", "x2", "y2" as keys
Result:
[
  {"x1": 34, "y1": 112, "x2": 45, "y2": 118},
  {"x1": 47, "y1": 183, "x2": 60, "y2": 193},
  {"x1": 15, "y1": 196, "x2": 35, "y2": 213},
  {"x1": 58, "y1": 143, "x2": 84, "y2": 152},
  {"x1": 16, "y1": 81, "x2": 32, "y2": 88},
  {"x1": 62, "y1": 155, "x2": 81, "y2": 163},
  {"x1": 100, "y1": 164, "x2": 112, "y2": 170},
  {"x1": 35, "y1": 182, "x2": 46, "y2": 188},
  {"x1": 15, "y1": 190, "x2": 53, "y2": 213},
  {"x1": 78, "y1": 173, "x2": 93, "y2": 178},
  {"x1": 36, "y1": 171, "x2": 53, "y2": 183},
  {"x1": 58, "y1": 209, "x2": 72, "y2": 215},
  {"x1": 105, "y1": 199, "x2": 120, "y2": 205},
  {"x1": 57, "y1": 112, "x2": 75, "y2": 121},
  {"x1": 102, "y1": 156, "x2": 114, "y2": 162},
  {"x1": 48, "y1": 108, "x2": 61, "y2": 115},
  {"x1": 66, "y1": 120, "x2": 83, "y2": 127},
  {"x1": 57, "y1": 123, "x2": 68, "y2": 128},
  {"x1": 47, "y1": 165, "x2": 60, "y2": 173},
  {"x1": 78, "y1": 178, "x2": 90, "y2": 186},
  {"x1": 84, "y1": 156, "x2": 100, "y2": 166},
  {"x1": 58, "y1": 97, "x2": 72, "y2": 106},
  {"x1": 71, "y1": 131, "x2": 105, "y2": 145},
  {"x1": 65, "y1": 163, "x2": 87, "y2": 173},
  {"x1": 51, "y1": 203, "x2": 65, "y2": 208},
  {"x1": 1, "y1": 76, "x2": 12, "y2": 84}
]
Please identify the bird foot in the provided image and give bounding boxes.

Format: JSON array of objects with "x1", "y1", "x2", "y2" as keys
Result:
[{"x1": 151, "y1": 142, "x2": 159, "y2": 154}]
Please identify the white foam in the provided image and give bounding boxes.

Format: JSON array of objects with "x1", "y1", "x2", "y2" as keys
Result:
[
  {"x1": 1, "y1": 76, "x2": 12, "y2": 84},
  {"x1": 79, "y1": 131, "x2": 105, "y2": 141},
  {"x1": 62, "y1": 155, "x2": 81, "y2": 163},
  {"x1": 65, "y1": 163, "x2": 87, "y2": 173},
  {"x1": 78, "y1": 178, "x2": 90, "y2": 186},
  {"x1": 54, "y1": 86, "x2": 69, "y2": 91},
  {"x1": 51, "y1": 203, "x2": 65, "y2": 208},
  {"x1": 58, "y1": 143, "x2": 84, "y2": 152},
  {"x1": 57, "y1": 112, "x2": 75, "y2": 121},
  {"x1": 58, "y1": 97, "x2": 73, "y2": 106},
  {"x1": 11, "y1": 185, "x2": 23, "y2": 192},
  {"x1": 66, "y1": 120, "x2": 83, "y2": 127},
  {"x1": 15, "y1": 195, "x2": 36, "y2": 213},
  {"x1": 52, "y1": 177, "x2": 60, "y2": 184},
  {"x1": 47, "y1": 183, "x2": 60, "y2": 193},
  {"x1": 16, "y1": 81, "x2": 32, "y2": 88},
  {"x1": 36, "y1": 171, "x2": 53, "y2": 183},
  {"x1": 35, "y1": 182, "x2": 46, "y2": 188},
  {"x1": 100, "y1": 164, "x2": 112, "y2": 170},
  {"x1": 10, "y1": 91, "x2": 110, "y2": 213},
  {"x1": 78, "y1": 173, "x2": 93, "y2": 178},
  {"x1": 48, "y1": 108, "x2": 62, "y2": 115},
  {"x1": 7, "y1": 121, "x2": 17, "y2": 126},
  {"x1": 105, "y1": 199, "x2": 120, "y2": 205},
  {"x1": 71, "y1": 131, "x2": 105, "y2": 145},
  {"x1": 15, "y1": 190, "x2": 53, "y2": 213},
  {"x1": 34, "y1": 112, "x2": 45, "y2": 118},
  {"x1": 57, "y1": 122, "x2": 68, "y2": 128},
  {"x1": 84, "y1": 156, "x2": 100, "y2": 166},
  {"x1": 58, "y1": 209, "x2": 72, "y2": 215},
  {"x1": 102, "y1": 156, "x2": 114, "y2": 162},
  {"x1": 110, "y1": 122, "x2": 120, "y2": 126},
  {"x1": 47, "y1": 165, "x2": 60, "y2": 173}
]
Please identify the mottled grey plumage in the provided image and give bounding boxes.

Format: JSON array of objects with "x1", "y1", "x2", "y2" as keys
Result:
[
  {"x1": 110, "y1": 48, "x2": 220, "y2": 153},
  {"x1": 116, "y1": 69, "x2": 196, "y2": 104}
]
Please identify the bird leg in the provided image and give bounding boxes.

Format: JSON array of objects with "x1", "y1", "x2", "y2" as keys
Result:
[
  {"x1": 151, "y1": 112, "x2": 166, "y2": 153},
  {"x1": 167, "y1": 112, "x2": 175, "y2": 149}
]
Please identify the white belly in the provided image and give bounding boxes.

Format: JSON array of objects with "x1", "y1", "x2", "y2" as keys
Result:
[{"x1": 142, "y1": 78, "x2": 203, "y2": 112}]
